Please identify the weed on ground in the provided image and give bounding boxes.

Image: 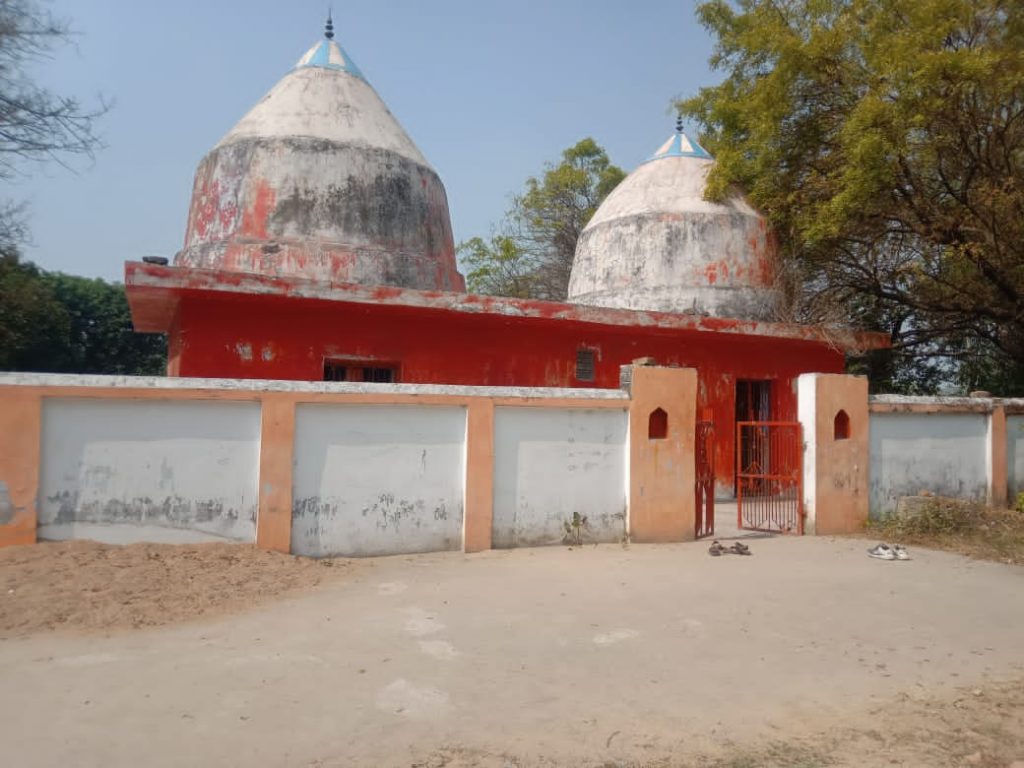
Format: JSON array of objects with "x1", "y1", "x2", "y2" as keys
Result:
[{"x1": 868, "y1": 497, "x2": 1024, "y2": 565}]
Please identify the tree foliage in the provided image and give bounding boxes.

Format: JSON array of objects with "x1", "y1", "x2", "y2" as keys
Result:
[
  {"x1": 459, "y1": 138, "x2": 625, "y2": 300},
  {"x1": 461, "y1": 234, "x2": 539, "y2": 298},
  {"x1": 0, "y1": 253, "x2": 165, "y2": 375},
  {"x1": 679, "y1": 0, "x2": 1024, "y2": 394},
  {"x1": 0, "y1": 0, "x2": 107, "y2": 250}
]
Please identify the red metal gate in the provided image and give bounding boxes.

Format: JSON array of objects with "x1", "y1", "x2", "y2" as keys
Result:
[
  {"x1": 695, "y1": 415, "x2": 715, "y2": 538},
  {"x1": 736, "y1": 421, "x2": 803, "y2": 534}
]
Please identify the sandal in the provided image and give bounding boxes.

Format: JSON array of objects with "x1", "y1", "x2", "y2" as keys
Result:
[
  {"x1": 708, "y1": 541, "x2": 726, "y2": 557},
  {"x1": 729, "y1": 542, "x2": 751, "y2": 555}
]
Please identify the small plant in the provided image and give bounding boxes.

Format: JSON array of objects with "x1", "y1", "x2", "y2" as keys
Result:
[
  {"x1": 1016, "y1": 491, "x2": 1024, "y2": 514},
  {"x1": 563, "y1": 511, "x2": 588, "y2": 546},
  {"x1": 873, "y1": 497, "x2": 983, "y2": 538}
]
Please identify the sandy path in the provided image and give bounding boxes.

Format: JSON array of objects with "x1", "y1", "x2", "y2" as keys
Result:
[{"x1": 0, "y1": 536, "x2": 1022, "y2": 767}]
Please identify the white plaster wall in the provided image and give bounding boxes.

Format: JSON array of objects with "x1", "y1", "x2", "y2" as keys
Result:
[
  {"x1": 796, "y1": 374, "x2": 818, "y2": 535},
  {"x1": 492, "y1": 408, "x2": 628, "y2": 548},
  {"x1": 1007, "y1": 415, "x2": 1024, "y2": 500},
  {"x1": 869, "y1": 412, "x2": 988, "y2": 517},
  {"x1": 38, "y1": 399, "x2": 261, "y2": 543},
  {"x1": 291, "y1": 405, "x2": 466, "y2": 557}
]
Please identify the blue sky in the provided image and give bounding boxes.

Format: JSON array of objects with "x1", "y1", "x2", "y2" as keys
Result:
[{"x1": 15, "y1": 0, "x2": 718, "y2": 280}]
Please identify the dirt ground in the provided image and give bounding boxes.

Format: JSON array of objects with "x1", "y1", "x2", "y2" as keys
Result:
[
  {"x1": 0, "y1": 540, "x2": 350, "y2": 637},
  {"x1": 0, "y1": 536, "x2": 1022, "y2": 767}
]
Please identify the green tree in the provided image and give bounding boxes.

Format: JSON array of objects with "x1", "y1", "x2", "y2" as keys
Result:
[
  {"x1": 0, "y1": 251, "x2": 69, "y2": 370},
  {"x1": 0, "y1": 254, "x2": 165, "y2": 375},
  {"x1": 460, "y1": 235, "x2": 538, "y2": 298},
  {"x1": 460, "y1": 138, "x2": 625, "y2": 300},
  {"x1": 679, "y1": 0, "x2": 1024, "y2": 394}
]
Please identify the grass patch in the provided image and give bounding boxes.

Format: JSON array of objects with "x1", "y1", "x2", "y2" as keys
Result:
[{"x1": 868, "y1": 497, "x2": 1024, "y2": 565}]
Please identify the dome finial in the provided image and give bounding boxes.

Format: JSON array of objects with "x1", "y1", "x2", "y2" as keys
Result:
[
  {"x1": 325, "y1": 9, "x2": 335, "y2": 40},
  {"x1": 675, "y1": 114, "x2": 684, "y2": 134}
]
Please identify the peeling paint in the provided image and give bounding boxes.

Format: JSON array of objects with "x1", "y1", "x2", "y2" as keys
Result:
[
  {"x1": 37, "y1": 399, "x2": 261, "y2": 544},
  {"x1": 125, "y1": 261, "x2": 889, "y2": 352},
  {"x1": 290, "y1": 404, "x2": 465, "y2": 557},
  {"x1": 569, "y1": 152, "x2": 780, "y2": 321},
  {"x1": 177, "y1": 127, "x2": 462, "y2": 292}
]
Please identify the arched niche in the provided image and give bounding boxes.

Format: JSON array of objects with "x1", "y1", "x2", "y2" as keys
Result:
[
  {"x1": 648, "y1": 407, "x2": 668, "y2": 440},
  {"x1": 834, "y1": 409, "x2": 851, "y2": 440}
]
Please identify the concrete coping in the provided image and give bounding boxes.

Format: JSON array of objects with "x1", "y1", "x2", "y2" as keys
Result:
[
  {"x1": 870, "y1": 394, "x2": 1024, "y2": 414},
  {"x1": 0, "y1": 372, "x2": 630, "y2": 401}
]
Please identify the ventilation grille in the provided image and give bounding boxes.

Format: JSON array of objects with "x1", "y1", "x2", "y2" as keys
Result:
[{"x1": 575, "y1": 349, "x2": 596, "y2": 382}]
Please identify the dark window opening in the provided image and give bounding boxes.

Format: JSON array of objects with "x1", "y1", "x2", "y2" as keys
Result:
[
  {"x1": 324, "y1": 360, "x2": 397, "y2": 383},
  {"x1": 735, "y1": 380, "x2": 772, "y2": 423},
  {"x1": 576, "y1": 348, "x2": 596, "y2": 382},
  {"x1": 834, "y1": 409, "x2": 850, "y2": 440},
  {"x1": 735, "y1": 380, "x2": 773, "y2": 495},
  {"x1": 648, "y1": 408, "x2": 668, "y2": 440}
]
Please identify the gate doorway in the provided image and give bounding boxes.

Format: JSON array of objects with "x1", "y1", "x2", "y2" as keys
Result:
[
  {"x1": 735, "y1": 379, "x2": 772, "y2": 496},
  {"x1": 695, "y1": 410, "x2": 714, "y2": 539},
  {"x1": 736, "y1": 421, "x2": 803, "y2": 534}
]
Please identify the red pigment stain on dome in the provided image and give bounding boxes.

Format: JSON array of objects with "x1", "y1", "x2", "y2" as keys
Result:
[
  {"x1": 240, "y1": 179, "x2": 276, "y2": 240},
  {"x1": 189, "y1": 179, "x2": 222, "y2": 241}
]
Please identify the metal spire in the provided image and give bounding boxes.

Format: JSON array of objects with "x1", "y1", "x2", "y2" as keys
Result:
[{"x1": 325, "y1": 10, "x2": 335, "y2": 40}]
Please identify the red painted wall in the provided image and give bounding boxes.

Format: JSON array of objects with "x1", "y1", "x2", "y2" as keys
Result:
[{"x1": 172, "y1": 292, "x2": 844, "y2": 495}]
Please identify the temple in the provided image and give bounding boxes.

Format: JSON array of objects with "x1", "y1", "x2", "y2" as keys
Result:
[{"x1": 126, "y1": 18, "x2": 889, "y2": 497}]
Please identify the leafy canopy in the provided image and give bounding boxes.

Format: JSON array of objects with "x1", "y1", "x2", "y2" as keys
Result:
[
  {"x1": 0, "y1": 254, "x2": 165, "y2": 375},
  {"x1": 459, "y1": 138, "x2": 625, "y2": 300},
  {"x1": 680, "y1": 0, "x2": 1024, "y2": 393}
]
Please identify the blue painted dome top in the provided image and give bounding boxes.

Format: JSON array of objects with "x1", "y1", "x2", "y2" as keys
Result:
[
  {"x1": 646, "y1": 120, "x2": 712, "y2": 162},
  {"x1": 294, "y1": 14, "x2": 365, "y2": 81}
]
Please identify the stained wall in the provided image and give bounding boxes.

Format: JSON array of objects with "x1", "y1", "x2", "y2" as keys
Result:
[
  {"x1": 291, "y1": 404, "x2": 466, "y2": 557},
  {"x1": 491, "y1": 407, "x2": 628, "y2": 548},
  {"x1": 169, "y1": 292, "x2": 843, "y2": 497},
  {"x1": 39, "y1": 399, "x2": 260, "y2": 543},
  {"x1": 1, "y1": 371, "x2": 689, "y2": 553}
]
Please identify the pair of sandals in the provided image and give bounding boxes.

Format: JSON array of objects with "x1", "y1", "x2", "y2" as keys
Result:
[{"x1": 708, "y1": 540, "x2": 751, "y2": 557}]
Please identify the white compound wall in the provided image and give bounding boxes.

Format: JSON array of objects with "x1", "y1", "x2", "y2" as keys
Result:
[
  {"x1": 491, "y1": 407, "x2": 628, "y2": 548},
  {"x1": 291, "y1": 404, "x2": 466, "y2": 557},
  {"x1": 38, "y1": 399, "x2": 261, "y2": 543}
]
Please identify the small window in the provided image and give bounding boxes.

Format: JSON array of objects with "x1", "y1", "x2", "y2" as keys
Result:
[
  {"x1": 648, "y1": 408, "x2": 668, "y2": 440},
  {"x1": 324, "y1": 360, "x2": 348, "y2": 381},
  {"x1": 834, "y1": 409, "x2": 850, "y2": 440},
  {"x1": 324, "y1": 359, "x2": 397, "y2": 383},
  {"x1": 575, "y1": 348, "x2": 596, "y2": 382}
]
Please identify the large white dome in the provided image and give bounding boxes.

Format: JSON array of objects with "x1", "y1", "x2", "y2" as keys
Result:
[
  {"x1": 175, "y1": 18, "x2": 464, "y2": 292},
  {"x1": 568, "y1": 128, "x2": 778, "y2": 320}
]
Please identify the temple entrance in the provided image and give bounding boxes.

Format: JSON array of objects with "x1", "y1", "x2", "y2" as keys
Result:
[
  {"x1": 732, "y1": 379, "x2": 803, "y2": 534},
  {"x1": 735, "y1": 420, "x2": 803, "y2": 534}
]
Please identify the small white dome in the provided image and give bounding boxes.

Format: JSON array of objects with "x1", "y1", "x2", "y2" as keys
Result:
[{"x1": 568, "y1": 129, "x2": 778, "y2": 320}]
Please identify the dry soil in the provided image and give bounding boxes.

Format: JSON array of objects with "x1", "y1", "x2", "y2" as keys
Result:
[
  {"x1": 0, "y1": 536, "x2": 1021, "y2": 767},
  {"x1": 0, "y1": 540, "x2": 350, "y2": 637}
]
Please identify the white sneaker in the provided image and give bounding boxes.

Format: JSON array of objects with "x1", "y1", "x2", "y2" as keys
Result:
[
  {"x1": 867, "y1": 543, "x2": 896, "y2": 560},
  {"x1": 893, "y1": 544, "x2": 911, "y2": 560}
]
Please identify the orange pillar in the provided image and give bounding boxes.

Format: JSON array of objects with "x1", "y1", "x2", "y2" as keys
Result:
[
  {"x1": 463, "y1": 400, "x2": 495, "y2": 553},
  {"x1": 989, "y1": 404, "x2": 1008, "y2": 509},
  {"x1": 628, "y1": 365, "x2": 697, "y2": 543},
  {"x1": 256, "y1": 394, "x2": 295, "y2": 553},
  {"x1": 798, "y1": 374, "x2": 869, "y2": 535},
  {"x1": 0, "y1": 388, "x2": 41, "y2": 547}
]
